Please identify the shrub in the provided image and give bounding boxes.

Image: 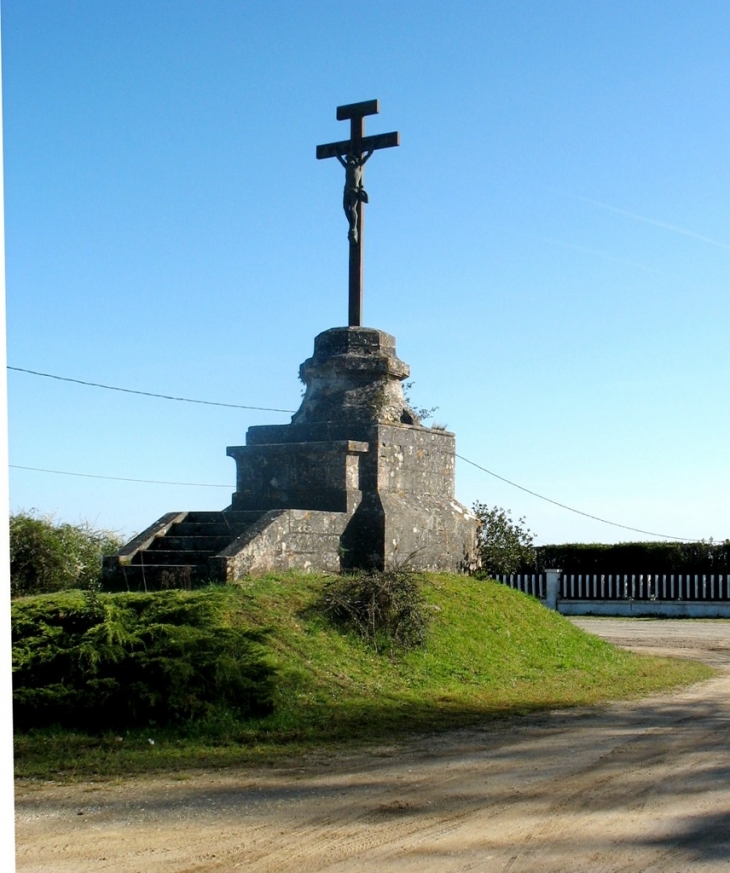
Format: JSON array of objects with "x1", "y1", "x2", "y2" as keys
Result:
[
  {"x1": 12, "y1": 588, "x2": 276, "y2": 730},
  {"x1": 10, "y1": 511, "x2": 124, "y2": 597},
  {"x1": 320, "y1": 568, "x2": 429, "y2": 653},
  {"x1": 473, "y1": 503, "x2": 536, "y2": 576},
  {"x1": 402, "y1": 380, "x2": 437, "y2": 423},
  {"x1": 534, "y1": 541, "x2": 730, "y2": 574}
]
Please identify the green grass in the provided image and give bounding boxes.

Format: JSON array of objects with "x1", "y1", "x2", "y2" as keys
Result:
[{"x1": 14, "y1": 573, "x2": 713, "y2": 779}]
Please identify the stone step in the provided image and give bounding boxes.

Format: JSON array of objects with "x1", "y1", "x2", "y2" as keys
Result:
[
  {"x1": 104, "y1": 509, "x2": 268, "y2": 591},
  {"x1": 111, "y1": 563, "x2": 216, "y2": 591},
  {"x1": 183, "y1": 510, "x2": 262, "y2": 524},
  {"x1": 130, "y1": 550, "x2": 215, "y2": 566},
  {"x1": 146, "y1": 535, "x2": 234, "y2": 552},
  {"x1": 170, "y1": 522, "x2": 252, "y2": 538},
  {"x1": 181, "y1": 510, "x2": 229, "y2": 523},
  {"x1": 169, "y1": 511, "x2": 263, "y2": 538}
]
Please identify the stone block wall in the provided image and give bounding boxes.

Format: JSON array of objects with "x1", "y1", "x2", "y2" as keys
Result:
[
  {"x1": 372, "y1": 425, "x2": 456, "y2": 499},
  {"x1": 209, "y1": 509, "x2": 350, "y2": 578},
  {"x1": 227, "y1": 439, "x2": 368, "y2": 513}
]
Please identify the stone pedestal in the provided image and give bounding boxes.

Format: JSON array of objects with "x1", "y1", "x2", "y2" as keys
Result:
[
  {"x1": 224, "y1": 327, "x2": 478, "y2": 574},
  {"x1": 104, "y1": 326, "x2": 478, "y2": 587}
]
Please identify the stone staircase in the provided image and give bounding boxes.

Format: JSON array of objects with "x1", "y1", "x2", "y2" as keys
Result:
[{"x1": 103, "y1": 510, "x2": 264, "y2": 590}]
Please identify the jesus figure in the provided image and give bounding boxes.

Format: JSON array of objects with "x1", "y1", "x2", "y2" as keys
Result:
[{"x1": 337, "y1": 150, "x2": 373, "y2": 244}]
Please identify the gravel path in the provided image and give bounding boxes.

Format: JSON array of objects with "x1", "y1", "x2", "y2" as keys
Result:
[{"x1": 15, "y1": 618, "x2": 730, "y2": 872}]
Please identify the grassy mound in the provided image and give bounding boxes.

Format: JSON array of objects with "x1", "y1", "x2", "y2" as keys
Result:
[{"x1": 14, "y1": 573, "x2": 712, "y2": 778}]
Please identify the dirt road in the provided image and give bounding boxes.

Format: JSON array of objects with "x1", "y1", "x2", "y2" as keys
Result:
[{"x1": 15, "y1": 619, "x2": 730, "y2": 872}]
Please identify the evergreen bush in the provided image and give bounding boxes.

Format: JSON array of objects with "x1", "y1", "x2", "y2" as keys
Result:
[{"x1": 12, "y1": 588, "x2": 276, "y2": 730}]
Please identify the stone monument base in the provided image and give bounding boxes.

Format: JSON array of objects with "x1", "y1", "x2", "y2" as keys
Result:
[{"x1": 104, "y1": 327, "x2": 478, "y2": 588}]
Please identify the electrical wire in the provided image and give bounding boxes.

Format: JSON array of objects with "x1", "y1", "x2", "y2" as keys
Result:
[
  {"x1": 10, "y1": 464, "x2": 231, "y2": 488},
  {"x1": 455, "y1": 453, "x2": 692, "y2": 541},
  {"x1": 7, "y1": 366, "x2": 297, "y2": 414},
  {"x1": 11, "y1": 457, "x2": 696, "y2": 541},
  {"x1": 8, "y1": 363, "x2": 698, "y2": 540}
]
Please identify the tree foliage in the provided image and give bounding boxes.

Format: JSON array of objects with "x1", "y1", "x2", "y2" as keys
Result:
[
  {"x1": 10, "y1": 511, "x2": 124, "y2": 598},
  {"x1": 473, "y1": 503, "x2": 536, "y2": 576}
]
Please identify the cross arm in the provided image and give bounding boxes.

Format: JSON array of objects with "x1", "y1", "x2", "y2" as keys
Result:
[
  {"x1": 316, "y1": 131, "x2": 400, "y2": 160},
  {"x1": 336, "y1": 99, "x2": 379, "y2": 120}
]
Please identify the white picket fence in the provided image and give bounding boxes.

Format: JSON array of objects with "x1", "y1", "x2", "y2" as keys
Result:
[
  {"x1": 495, "y1": 572, "x2": 730, "y2": 601},
  {"x1": 493, "y1": 573, "x2": 546, "y2": 600},
  {"x1": 493, "y1": 572, "x2": 730, "y2": 617}
]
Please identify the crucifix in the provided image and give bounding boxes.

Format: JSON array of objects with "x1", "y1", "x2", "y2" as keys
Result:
[{"x1": 317, "y1": 99, "x2": 399, "y2": 327}]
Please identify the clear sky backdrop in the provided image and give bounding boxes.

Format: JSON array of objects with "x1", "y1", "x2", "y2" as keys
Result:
[{"x1": 3, "y1": 0, "x2": 730, "y2": 545}]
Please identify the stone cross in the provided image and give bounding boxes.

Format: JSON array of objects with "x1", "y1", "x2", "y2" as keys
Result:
[{"x1": 317, "y1": 99, "x2": 399, "y2": 327}]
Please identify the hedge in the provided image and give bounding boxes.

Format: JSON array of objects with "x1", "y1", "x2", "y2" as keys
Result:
[{"x1": 531, "y1": 541, "x2": 730, "y2": 574}]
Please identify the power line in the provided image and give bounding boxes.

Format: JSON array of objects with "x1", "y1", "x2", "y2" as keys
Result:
[
  {"x1": 10, "y1": 464, "x2": 231, "y2": 488},
  {"x1": 7, "y1": 366, "x2": 297, "y2": 414},
  {"x1": 12, "y1": 457, "x2": 696, "y2": 542},
  {"x1": 456, "y1": 453, "x2": 692, "y2": 541},
  {"x1": 8, "y1": 363, "x2": 698, "y2": 540}
]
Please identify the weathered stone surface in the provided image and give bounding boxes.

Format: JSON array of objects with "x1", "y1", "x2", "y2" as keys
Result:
[
  {"x1": 374, "y1": 425, "x2": 456, "y2": 497},
  {"x1": 209, "y1": 509, "x2": 350, "y2": 578},
  {"x1": 227, "y1": 439, "x2": 368, "y2": 513},
  {"x1": 224, "y1": 329, "x2": 478, "y2": 574},
  {"x1": 105, "y1": 326, "x2": 479, "y2": 586},
  {"x1": 293, "y1": 327, "x2": 418, "y2": 426}
]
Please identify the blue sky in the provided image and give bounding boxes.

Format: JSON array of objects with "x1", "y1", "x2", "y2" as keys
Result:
[{"x1": 3, "y1": 1, "x2": 730, "y2": 545}]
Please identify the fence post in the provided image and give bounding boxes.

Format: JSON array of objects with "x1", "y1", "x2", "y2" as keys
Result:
[{"x1": 545, "y1": 568, "x2": 561, "y2": 610}]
